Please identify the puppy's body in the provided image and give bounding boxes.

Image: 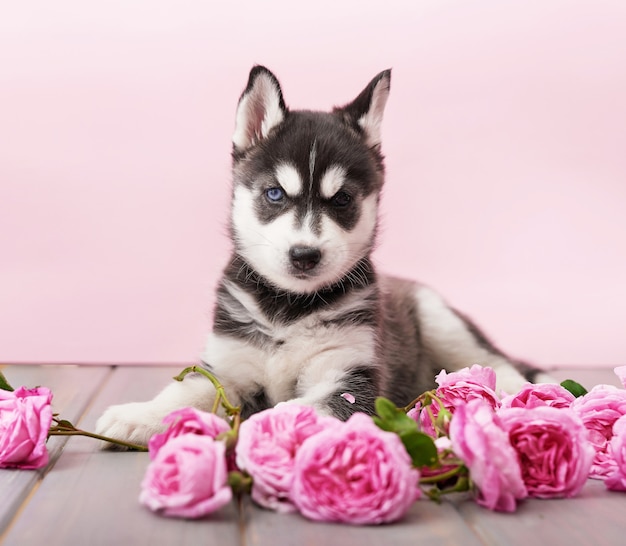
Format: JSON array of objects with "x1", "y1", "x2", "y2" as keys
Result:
[{"x1": 96, "y1": 67, "x2": 544, "y2": 446}]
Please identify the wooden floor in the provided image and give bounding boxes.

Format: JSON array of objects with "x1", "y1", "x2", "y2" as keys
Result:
[{"x1": 1, "y1": 364, "x2": 624, "y2": 545}]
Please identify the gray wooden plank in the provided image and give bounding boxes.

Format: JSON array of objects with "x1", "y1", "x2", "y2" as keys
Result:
[
  {"x1": 1, "y1": 366, "x2": 241, "y2": 546},
  {"x1": 454, "y1": 479, "x2": 625, "y2": 546},
  {"x1": 0, "y1": 365, "x2": 111, "y2": 534},
  {"x1": 242, "y1": 495, "x2": 483, "y2": 546},
  {"x1": 547, "y1": 367, "x2": 623, "y2": 389},
  {"x1": 4, "y1": 365, "x2": 625, "y2": 545}
]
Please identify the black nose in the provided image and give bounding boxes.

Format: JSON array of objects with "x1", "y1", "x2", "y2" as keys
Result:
[{"x1": 290, "y1": 246, "x2": 321, "y2": 271}]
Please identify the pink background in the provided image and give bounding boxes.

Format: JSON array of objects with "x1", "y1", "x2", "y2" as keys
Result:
[{"x1": 1, "y1": 1, "x2": 625, "y2": 368}]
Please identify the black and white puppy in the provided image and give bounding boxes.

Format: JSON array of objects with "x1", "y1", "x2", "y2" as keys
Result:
[{"x1": 96, "y1": 66, "x2": 546, "y2": 446}]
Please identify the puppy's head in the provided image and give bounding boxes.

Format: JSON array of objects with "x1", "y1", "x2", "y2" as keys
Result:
[{"x1": 230, "y1": 66, "x2": 390, "y2": 294}]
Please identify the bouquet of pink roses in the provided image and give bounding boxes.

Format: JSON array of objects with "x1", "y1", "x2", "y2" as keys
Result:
[{"x1": 2, "y1": 365, "x2": 626, "y2": 525}]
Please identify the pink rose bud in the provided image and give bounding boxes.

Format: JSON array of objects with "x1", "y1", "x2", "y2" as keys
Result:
[
  {"x1": 407, "y1": 400, "x2": 444, "y2": 438},
  {"x1": 139, "y1": 434, "x2": 232, "y2": 518},
  {"x1": 0, "y1": 386, "x2": 53, "y2": 469},
  {"x1": 498, "y1": 406, "x2": 594, "y2": 498},
  {"x1": 291, "y1": 412, "x2": 421, "y2": 524}
]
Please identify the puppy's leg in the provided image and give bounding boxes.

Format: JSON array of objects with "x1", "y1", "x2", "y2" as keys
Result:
[
  {"x1": 414, "y1": 285, "x2": 553, "y2": 394},
  {"x1": 280, "y1": 366, "x2": 379, "y2": 421},
  {"x1": 95, "y1": 373, "x2": 222, "y2": 448},
  {"x1": 277, "y1": 330, "x2": 381, "y2": 420},
  {"x1": 96, "y1": 331, "x2": 264, "y2": 447}
]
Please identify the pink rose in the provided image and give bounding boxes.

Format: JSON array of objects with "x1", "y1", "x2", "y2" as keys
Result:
[
  {"x1": 139, "y1": 434, "x2": 232, "y2": 518},
  {"x1": 498, "y1": 406, "x2": 594, "y2": 498},
  {"x1": 291, "y1": 412, "x2": 421, "y2": 524},
  {"x1": 408, "y1": 366, "x2": 500, "y2": 436},
  {"x1": 148, "y1": 407, "x2": 230, "y2": 458},
  {"x1": 435, "y1": 365, "x2": 500, "y2": 412},
  {"x1": 500, "y1": 383, "x2": 575, "y2": 410},
  {"x1": 235, "y1": 404, "x2": 339, "y2": 513},
  {"x1": 571, "y1": 384, "x2": 626, "y2": 478},
  {"x1": 0, "y1": 386, "x2": 53, "y2": 469},
  {"x1": 407, "y1": 400, "x2": 447, "y2": 438},
  {"x1": 615, "y1": 366, "x2": 626, "y2": 389},
  {"x1": 605, "y1": 414, "x2": 626, "y2": 491},
  {"x1": 449, "y1": 400, "x2": 527, "y2": 512},
  {"x1": 437, "y1": 364, "x2": 497, "y2": 390}
]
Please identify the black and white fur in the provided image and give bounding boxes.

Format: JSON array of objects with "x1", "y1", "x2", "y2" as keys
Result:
[{"x1": 96, "y1": 66, "x2": 548, "y2": 445}]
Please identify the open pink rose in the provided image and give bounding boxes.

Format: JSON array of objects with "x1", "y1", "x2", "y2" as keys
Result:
[
  {"x1": 498, "y1": 406, "x2": 594, "y2": 498},
  {"x1": 148, "y1": 407, "x2": 230, "y2": 459},
  {"x1": 571, "y1": 384, "x2": 626, "y2": 478},
  {"x1": 235, "y1": 404, "x2": 339, "y2": 513},
  {"x1": 437, "y1": 364, "x2": 497, "y2": 390},
  {"x1": 450, "y1": 400, "x2": 527, "y2": 512},
  {"x1": 500, "y1": 383, "x2": 575, "y2": 410},
  {"x1": 605, "y1": 414, "x2": 626, "y2": 491},
  {"x1": 408, "y1": 366, "x2": 499, "y2": 435},
  {"x1": 291, "y1": 412, "x2": 420, "y2": 524},
  {"x1": 139, "y1": 434, "x2": 232, "y2": 518},
  {"x1": 0, "y1": 386, "x2": 53, "y2": 469},
  {"x1": 435, "y1": 365, "x2": 500, "y2": 413}
]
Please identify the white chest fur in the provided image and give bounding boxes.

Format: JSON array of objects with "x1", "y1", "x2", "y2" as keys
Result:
[{"x1": 203, "y1": 284, "x2": 377, "y2": 408}]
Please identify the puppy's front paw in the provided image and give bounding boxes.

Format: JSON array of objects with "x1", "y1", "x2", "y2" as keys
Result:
[{"x1": 95, "y1": 402, "x2": 167, "y2": 450}]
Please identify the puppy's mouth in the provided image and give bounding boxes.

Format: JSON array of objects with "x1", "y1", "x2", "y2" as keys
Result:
[
  {"x1": 288, "y1": 261, "x2": 323, "y2": 279},
  {"x1": 290, "y1": 269, "x2": 320, "y2": 280}
]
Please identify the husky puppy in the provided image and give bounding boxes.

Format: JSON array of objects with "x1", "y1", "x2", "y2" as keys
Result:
[{"x1": 96, "y1": 66, "x2": 546, "y2": 446}]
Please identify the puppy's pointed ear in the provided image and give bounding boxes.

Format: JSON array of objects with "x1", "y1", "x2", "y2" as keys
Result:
[
  {"x1": 232, "y1": 66, "x2": 287, "y2": 152},
  {"x1": 335, "y1": 69, "x2": 391, "y2": 147}
]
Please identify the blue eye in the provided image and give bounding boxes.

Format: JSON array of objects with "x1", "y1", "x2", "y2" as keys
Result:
[{"x1": 265, "y1": 187, "x2": 285, "y2": 203}]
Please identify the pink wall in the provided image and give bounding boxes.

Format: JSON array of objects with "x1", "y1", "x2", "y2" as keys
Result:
[{"x1": 1, "y1": 1, "x2": 625, "y2": 367}]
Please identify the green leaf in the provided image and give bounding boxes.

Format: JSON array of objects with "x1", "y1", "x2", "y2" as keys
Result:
[
  {"x1": 560, "y1": 379, "x2": 588, "y2": 398},
  {"x1": 374, "y1": 397, "x2": 439, "y2": 468},
  {"x1": 0, "y1": 370, "x2": 14, "y2": 392},
  {"x1": 375, "y1": 397, "x2": 399, "y2": 422},
  {"x1": 374, "y1": 397, "x2": 419, "y2": 434},
  {"x1": 372, "y1": 416, "x2": 393, "y2": 432},
  {"x1": 399, "y1": 429, "x2": 438, "y2": 468}
]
